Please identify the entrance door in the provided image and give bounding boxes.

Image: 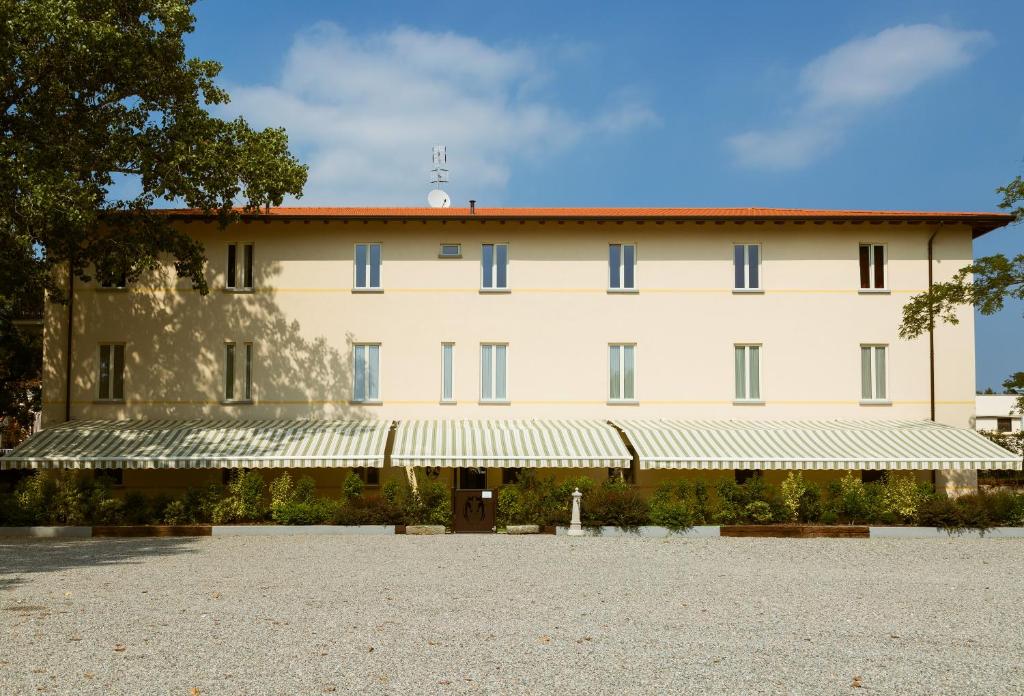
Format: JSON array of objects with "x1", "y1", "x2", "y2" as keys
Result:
[{"x1": 453, "y1": 468, "x2": 495, "y2": 533}]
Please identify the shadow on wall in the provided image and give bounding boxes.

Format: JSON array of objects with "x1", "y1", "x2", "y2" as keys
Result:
[{"x1": 50, "y1": 248, "x2": 373, "y2": 420}]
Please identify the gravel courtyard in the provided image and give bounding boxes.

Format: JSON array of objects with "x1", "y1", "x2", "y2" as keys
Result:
[{"x1": 1, "y1": 535, "x2": 1023, "y2": 695}]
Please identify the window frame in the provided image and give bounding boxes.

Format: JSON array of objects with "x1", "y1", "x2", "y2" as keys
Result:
[
  {"x1": 608, "y1": 343, "x2": 638, "y2": 404},
  {"x1": 353, "y1": 242, "x2": 383, "y2": 292},
  {"x1": 351, "y1": 342, "x2": 382, "y2": 404},
  {"x1": 733, "y1": 343, "x2": 764, "y2": 404},
  {"x1": 608, "y1": 242, "x2": 638, "y2": 293},
  {"x1": 439, "y1": 243, "x2": 462, "y2": 259},
  {"x1": 732, "y1": 243, "x2": 763, "y2": 293},
  {"x1": 440, "y1": 342, "x2": 456, "y2": 404},
  {"x1": 225, "y1": 242, "x2": 255, "y2": 292},
  {"x1": 480, "y1": 243, "x2": 510, "y2": 292},
  {"x1": 96, "y1": 343, "x2": 126, "y2": 402},
  {"x1": 860, "y1": 343, "x2": 890, "y2": 404},
  {"x1": 222, "y1": 341, "x2": 254, "y2": 404},
  {"x1": 996, "y1": 417, "x2": 1013, "y2": 433},
  {"x1": 479, "y1": 342, "x2": 509, "y2": 404},
  {"x1": 353, "y1": 466, "x2": 381, "y2": 487},
  {"x1": 858, "y1": 243, "x2": 888, "y2": 293}
]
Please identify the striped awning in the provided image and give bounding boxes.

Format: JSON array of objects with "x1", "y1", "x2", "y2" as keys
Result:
[
  {"x1": 391, "y1": 419, "x2": 632, "y2": 468},
  {"x1": 0, "y1": 419, "x2": 391, "y2": 469},
  {"x1": 614, "y1": 419, "x2": 1022, "y2": 470}
]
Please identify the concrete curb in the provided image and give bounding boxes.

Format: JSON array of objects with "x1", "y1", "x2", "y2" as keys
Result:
[
  {"x1": 555, "y1": 525, "x2": 720, "y2": 538},
  {"x1": 0, "y1": 526, "x2": 92, "y2": 538},
  {"x1": 403, "y1": 525, "x2": 446, "y2": 535},
  {"x1": 869, "y1": 526, "x2": 1024, "y2": 539},
  {"x1": 212, "y1": 525, "x2": 396, "y2": 536},
  {"x1": 506, "y1": 524, "x2": 540, "y2": 535}
]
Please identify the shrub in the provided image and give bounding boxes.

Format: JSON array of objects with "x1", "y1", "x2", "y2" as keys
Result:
[
  {"x1": 714, "y1": 476, "x2": 783, "y2": 524},
  {"x1": 402, "y1": 476, "x2": 452, "y2": 526},
  {"x1": 780, "y1": 472, "x2": 807, "y2": 522},
  {"x1": 824, "y1": 473, "x2": 884, "y2": 524},
  {"x1": 582, "y1": 478, "x2": 648, "y2": 529},
  {"x1": 342, "y1": 473, "x2": 364, "y2": 501},
  {"x1": 179, "y1": 484, "x2": 223, "y2": 523},
  {"x1": 162, "y1": 499, "x2": 187, "y2": 525},
  {"x1": 213, "y1": 470, "x2": 267, "y2": 523},
  {"x1": 649, "y1": 480, "x2": 712, "y2": 530},
  {"x1": 917, "y1": 496, "x2": 964, "y2": 529},
  {"x1": 880, "y1": 473, "x2": 933, "y2": 524},
  {"x1": 495, "y1": 471, "x2": 593, "y2": 527},
  {"x1": 274, "y1": 498, "x2": 337, "y2": 525}
]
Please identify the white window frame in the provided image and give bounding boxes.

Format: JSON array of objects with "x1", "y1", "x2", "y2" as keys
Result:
[
  {"x1": 858, "y1": 243, "x2": 888, "y2": 293},
  {"x1": 733, "y1": 243, "x2": 763, "y2": 292},
  {"x1": 97, "y1": 343, "x2": 125, "y2": 401},
  {"x1": 439, "y1": 243, "x2": 462, "y2": 258},
  {"x1": 479, "y1": 343, "x2": 509, "y2": 403},
  {"x1": 441, "y1": 342, "x2": 455, "y2": 404},
  {"x1": 860, "y1": 344, "x2": 890, "y2": 404},
  {"x1": 608, "y1": 343, "x2": 637, "y2": 403},
  {"x1": 734, "y1": 343, "x2": 763, "y2": 403},
  {"x1": 353, "y1": 243, "x2": 383, "y2": 291},
  {"x1": 223, "y1": 341, "x2": 253, "y2": 403},
  {"x1": 608, "y1": 243, "x2": 638, "y2": 292},
  {"x1": 225, "y1": 243, "x2": 254, "y2": 292},
  {"x1": 352, "y1": 343, "x2": 381, "y2": 404},
  {"x1": 480, "y1": 243, "x2": 509, "y2": 292}
]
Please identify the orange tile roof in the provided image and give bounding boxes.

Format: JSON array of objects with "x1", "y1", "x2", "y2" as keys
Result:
[{"x1": 165, "y1": 207, "x2": 1015, "y2": 235}]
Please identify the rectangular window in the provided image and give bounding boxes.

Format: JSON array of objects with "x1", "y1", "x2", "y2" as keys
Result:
[
  {"x1": 441, "y1": 343, "x2": 455, "y2": 403},
  {"x1": 609, "y1": 244, "x2": 637, "y2": 290},
  {"x1": 354, "y1": 467, "x2": 380, "y2": 487},
  {"x1": 997, "y1": 417, "x2": 1012, "y2": 433},
  {"x1": 439, "y1": 243, "x2": 461, "y2": 258},
  {"x1": 98, "y1": 344, "x2": 125, "y2": 400},
  {"x1": 481, "y1": 243, "x2": 508, "y2": 290},
  {"x1": 733, "y1": 244, "x2": 761, "y2": 290},
  {"x1": 226, "y1": 243, "x2": 254, "y2": 290},
  {"x1": 353, "y1": 344, "x2": 381, "y2": 402},
  {"x1": 734, "y1": 344, "x2": 761, "y2": 401},
  {"x1": 608, "y1": 344, "x2": 636, "y2": 401},
  {"x1": 354, "y1": 243, "x2": 382, "y2": 290},
  {"x1": 502, "y1": 468, "x2": 522, "y2": 485},
  {"x1": 224, "y1": 342, "x2": 253, "y2": 402},
  {"x1": 860, "y1": 345, "x2": 888, "y2": 401},
  {"x1": 480, "y1": 343, "x2": 508, "y2": 402},
  {"x1": 859, "y1": 244, "x2": 886, "y2": 290}
]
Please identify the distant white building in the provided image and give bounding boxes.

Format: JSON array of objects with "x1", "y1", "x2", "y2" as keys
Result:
[{"x1": 975, "y1": 395, "x2": 1022, "y2": 433}]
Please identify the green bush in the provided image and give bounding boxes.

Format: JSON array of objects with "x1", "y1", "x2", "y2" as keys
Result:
[
  {"x1": 342, "y1": 473, "x2": 364, "y2": 500},
  {"x1": 177, "y1": 484, "x2": 223, "y2": 523},
  {"x1": 823, "y1": 473, "x2": 885, "y2": 524},
  {"x1": 582, "y1": 477, "x2": 649, "y2": 528},
  {"x1": 213, "y1": 470, "x2": 267, "y2": 523},
  {"x1": 780, "y1": 472, "x2": 807, "y2": 522},
  {"x1": 880, "y1": 473, "x2": 934, "y2": 524},
  {"x1": 403, "y1": 476, "x2": 452, "y2": 526},
  {"x1": 713, "y1": 477, "x2": 784, "y2": 524},
  {"x1": 649, "y1": 480, "x2": 711, "y2": 530},
  {"x1": 274, "y1": 498, "x2": 337, "y2": 525}
]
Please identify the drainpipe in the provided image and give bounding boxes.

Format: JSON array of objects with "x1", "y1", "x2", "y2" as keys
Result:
[
  {"x1": 64, "y1": 263, "x2": 74, "y2": 423},
  {"x1": 927, "y1": 225, "x2": 941, "y2": 423}
]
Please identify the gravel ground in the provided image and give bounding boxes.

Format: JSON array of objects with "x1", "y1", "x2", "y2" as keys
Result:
[{"x1": 1, "y1": 535, "x2": 1023, "y2": 696}]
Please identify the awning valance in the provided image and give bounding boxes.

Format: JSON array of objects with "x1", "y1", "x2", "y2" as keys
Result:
[
  {"x1": 614, "y1": 419, "x2": 1022, "y2": 471},
  {"x1": 0, "y1": 419, "x2": 391, "y2": 469},
  {"x1": 391, "y1": 419, "x2": 631, "y2": 468}
]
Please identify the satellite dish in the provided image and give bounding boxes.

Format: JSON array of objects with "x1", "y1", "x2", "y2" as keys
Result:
[{"x1": 427, "y1": 189, "x2": 451, "y2": 208}]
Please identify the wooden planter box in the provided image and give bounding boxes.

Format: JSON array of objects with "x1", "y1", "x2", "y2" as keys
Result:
[
  {"x1": 720, "y1": 524, "x2": 869, "y2": 539},
  {"x1": 92, "y1": 525, "x2": 212, "y2": 538}
]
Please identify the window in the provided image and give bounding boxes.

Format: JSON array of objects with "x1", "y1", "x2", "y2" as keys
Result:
[
  {"x1": 997, "y1": 417, "x2": 1013, "y2": 433},
  {"x1": 98, "y1": 344, "x2": 125, "y2": 401},
  {"x1": 861, "y1": 470, "x2": 885, "y2": 484},
  {"x1": 733, "y1": 244, "x2": 761, "y2": 291},
  {"x1": 354, "y1": 467, "x2": 380, "y2": 487},
  {"x1": 459, "y1": 467, "x2": 487, "y2": 489},
  {"x1": 859, "y1": 244, "x2": 887, "y2": 290},
  {"x1": 480, "y1": 343, "x2": 508, "y2": 402},
  {"x1": 95, "y1": 469, "x2": 124, "y2": 486},
  {"x1": 735, "y1": 469, "x2": 762, "y2": 485},
  {"x1": 502, "y1": 468, "x2": 522, "y2": 485},
  {"x1": 734, "y1": 344, "x2": 762, "y2": 402},
  {"x1": 224, "y1": 342, "x2": 253, "y2": 402},
  {"x1": 441, "y1": 343, "x2": 455, "y2": 403},
  {"x1": 354, "y1": 243, "x2": 382, "y2": 290},
  {"x1": 352, "y1": 344, "x2": 381, "y2": 403},
  {"x1": 608, "y1": 344, "x2": 636, "y2": 402},
  {"x1": 226, "y1": 243, "x2": 253, "y2": 290},
  {"x1": 481, "y1": 243, "x2": 508, "y2": 290},
  {"x1": 439, "y1": 243, "x2": 462, "y2": 258},
  {"x1": 609, "y1": 243, "x2": 637, "y2": 291},
  {"x1": 860, "y1": 345, "x2": 888, "y2": 402}
]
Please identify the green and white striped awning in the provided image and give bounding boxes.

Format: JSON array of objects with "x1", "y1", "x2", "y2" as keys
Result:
[
  {"x1": 0, "y1": 419, "x2": 391, "y2": 469},
  {"x1": 614, "y1": 419, "x2": 1022, "y2": 470},
  {"x1": 391, "y1": 420, "x2": 631, "y2": 468}
]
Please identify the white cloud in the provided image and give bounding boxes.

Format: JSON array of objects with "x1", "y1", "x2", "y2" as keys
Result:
[
  {"x1": 728, "y1": 24, "x2": 990, "y2": 171},
  {"x1": 221, "y1": 23, "x2": 656, "y2": 205}
]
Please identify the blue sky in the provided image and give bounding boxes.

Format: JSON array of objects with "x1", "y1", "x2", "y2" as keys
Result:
[{"x1": 184, "y1": 0, "x2": 1023, "y2": 391}]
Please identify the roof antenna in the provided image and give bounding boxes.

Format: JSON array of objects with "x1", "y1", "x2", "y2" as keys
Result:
[{"x1": 427, "y1": 145, "x2": 451, "y2": 208}]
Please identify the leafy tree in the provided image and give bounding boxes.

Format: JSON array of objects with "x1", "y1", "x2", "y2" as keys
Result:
[{"x1": 899, "y1": 175, "x2": 1023, "y2": 414}]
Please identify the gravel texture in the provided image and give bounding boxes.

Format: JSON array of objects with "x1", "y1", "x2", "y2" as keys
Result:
[{"x1": 2, "y1": 535, "x2": 1023, "y2": 695}]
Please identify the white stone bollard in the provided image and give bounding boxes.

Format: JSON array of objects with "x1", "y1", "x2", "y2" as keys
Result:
[{"x1": 567, "y1": 487, "x2": 584, "y2": 537}]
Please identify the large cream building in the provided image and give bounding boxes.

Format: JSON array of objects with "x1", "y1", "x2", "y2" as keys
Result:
[{"x1": 7, "y1": 207, "x2": 1020, "y2": 520}]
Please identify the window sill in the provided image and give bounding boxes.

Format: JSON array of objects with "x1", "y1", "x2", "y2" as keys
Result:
[
  {"x1": 607, "y1": 288, "x2": 639, "y2": 294},
  {"x1": 93, "y1": 399, "x2": 125, "y2": 405},
  {"x1": 350, "y1": 400, "x2": 383, "y2": 406},
  {"x1": 608, "y1": 399, "x2": 639, "y2": 405},
  {"x1": 858, "y1": 288, "x2": 890, "y2": 295},
  {"x1": 732, "y1": 288, "x2": 764, "y2": 294},
  {"x1": 222, "y1": 288, "x2": 255, "y2": 294},
  {"x1": 440, "y1": 400, "x2": 457, "y2": 405},
  {"x1": 733, "y1": 399, "x2": 765, "y2": 406},
  {"x1": 479, "y1": 400, "x2": 511, "y2": 405},
  {"x1": 860, "y1": 399, "x2": 892, "y2": 406},
  {"x1": 479, "y1": 288, "x2": 511, "y2": 294},
  {"x1": 221, "y1": 399, "x2": 254, "y2": 405},
  {"x1": 352, "y1": 288, "x2": 384, "y2": 294}
]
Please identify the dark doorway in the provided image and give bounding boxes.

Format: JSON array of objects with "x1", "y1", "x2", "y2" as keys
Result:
[{"x1": 458, "y1": 467, "x2": 487, "y2": 490}]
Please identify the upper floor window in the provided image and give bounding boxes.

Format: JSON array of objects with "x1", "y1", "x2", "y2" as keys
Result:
[
  {"x1": 439, "y1": 243, "x2": 462, "y2": 258},
  {"x1": 226, "y1": 243, "x2": 253, "y2": 291},
  {"x1": 860, "y1": 344, "x2": 888, "y2": 402},
  {"x1": 734, "y1": 344, "x2": 762, "y2": 402},
  {"x1": 481, "y1": 243, "x2": 508, "y2": 291},
  {"x1": 480, "y1": 343, "x2": 508, "y2": 402},
  {"x1": 609, "y1": 244, "x2": 637, "y2": 291},
  {"x1": 353, "y1": 343, "x2": 380, "y2": 403},
  {"x1": 733, "y1": 244, "x2": 761, "y2": 291},
  {"x1": 354, "y1": 243, "x2": 382, "y2": 290},
  {"x1": 996, "y1": 417, "x2": 1012, "y2": 433},
  {"x1": 98, "y1": 343, "x2": 125, "y2": 401},
  {"x1": 441, "y1": 342, "x2": 455, "y2": 403},
  {"x1": 224, "y1": 341, "x2": 253, "y2": 402},
  {"x1": 859, "y1": 244, "x2": 887, "y2": 291},
  {"x1": 608, "y1": 344, "x2": 636, "y2": 402}
]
